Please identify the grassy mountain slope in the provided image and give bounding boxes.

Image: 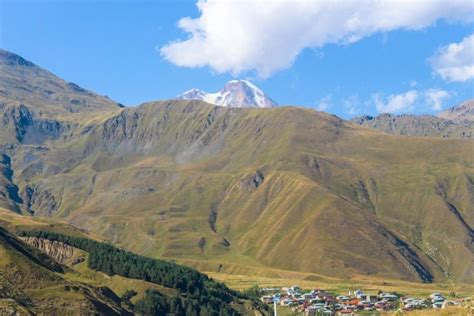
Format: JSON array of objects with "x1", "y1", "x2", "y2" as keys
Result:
[
  {"x1": 0, "y1": 49, "x2": 121, "y2": 148},
  {"x1": 0, "y1": 51, "x2": 472, "y2": 286},
  {"x1": 0, "y1": 49, "x2": 121, "y2": 116},
  {"x1": 4, "y1": 101, "x2": 472, "y2": 284}
]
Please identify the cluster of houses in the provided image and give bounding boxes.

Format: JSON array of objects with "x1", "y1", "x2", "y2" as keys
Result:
[{"x1": 259, "y1": 285, "x2": 468, "y2": 315}]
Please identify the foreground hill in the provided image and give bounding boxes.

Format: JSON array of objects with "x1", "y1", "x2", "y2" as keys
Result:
[
  {"x1": 0, "y1": 225, "x2": 129, "y2": 314},
  {"x1": 0, "y1": 50, "x2": 473, "y2": 286},
  {"x1": 0, "y1": 210, "x2": 264, "y2": 315}
]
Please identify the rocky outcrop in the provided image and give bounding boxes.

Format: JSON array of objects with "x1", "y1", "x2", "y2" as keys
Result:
[
  {"x1": 20, "y1": 237, "x2": 85, "y2": 265},
  {"x1": 21, "y1": 185, "x2": 60, "y2": 216},
  {"x1": 1, "y1": 103, "x2": 67, "y2": 144},
  {"x1": 208, "y1": 205, "x2": 218, "y2": 233},
  {"x1": 0, "y1": 154, "x2": 22, "y2": 213},
  {"x1": 352, "y1": 113, "x2": 473, "y2": 139},
  {"x1": 438, "y1": 99, "x2": 474, "y2": 122},
  {"x1": 240, "y1": 170, "x2": 265, "y2": 190}
]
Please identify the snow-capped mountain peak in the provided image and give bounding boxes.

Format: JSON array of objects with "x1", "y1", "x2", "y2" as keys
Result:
[{"x1": 177, "y1": 80, "x2": 277, "y2": 108}]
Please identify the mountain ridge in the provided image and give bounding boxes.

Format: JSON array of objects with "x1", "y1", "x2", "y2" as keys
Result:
[
  {"x1": 0, "y1": 49, "x2": 122, "y2": 118},
  {"x1": 438, "y1": 99, "x2": 474, "y2": 122},
  {"x1": 351, "y1": 100, "x2": 474, "y2": 139}
]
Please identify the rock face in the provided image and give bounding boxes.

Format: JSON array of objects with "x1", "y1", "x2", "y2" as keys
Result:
[
  {"x1": 177, "y1": 80, "x2": 277, "y2": 108},
  {"x1": 0, "y1": 154, "x2": 22, "y2": 213},
  {"x1": 0, "y1": 103, "x2": 67, "y2": 144},
  {"x1": 20, "y1": 236, "x2": 85, "y2": 265},
  {"x1": 240, "y1": 170, "x2": 265, "y2": 190},
  {"x1": 438, "y1": 99, "x2": 474, "y2": 122},
  {"x1": 352, "y1": 113, "x2": 473, "y2": 139}
]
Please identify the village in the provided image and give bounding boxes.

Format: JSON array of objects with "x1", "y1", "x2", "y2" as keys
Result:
[{"x1": 259, "y1": 285, "x2": 471, "y2": 315}]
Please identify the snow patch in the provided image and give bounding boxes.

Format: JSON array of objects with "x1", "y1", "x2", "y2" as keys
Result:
[{"x1": 177, "y1": 80, "x2": 277, "y2": 108}]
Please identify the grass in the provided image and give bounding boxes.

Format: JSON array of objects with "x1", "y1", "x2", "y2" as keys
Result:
[
  {"x1": 0, "y1": 209, "x2": 102, "y2": 240},
  {"x1": 1, "y1": 207, "x2": 472, "y2": 315},
  {"x1": 64, "y1": 256, "x2": 174, "y2": 303},
  {"x1": 207, "y1": 271, "x2": 474, "y2": 298}
]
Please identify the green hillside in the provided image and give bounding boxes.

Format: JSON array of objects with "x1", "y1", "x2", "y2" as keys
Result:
[
  {"x1": 0, "y1": 226, "x2": 130, "y2": 315},
  {"x1": 0, "y1": 215, "x2": 265, "y2": 315}
]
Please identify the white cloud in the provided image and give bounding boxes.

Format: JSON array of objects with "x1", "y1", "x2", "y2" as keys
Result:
[
  {"x1": 161, "y1": 0, "x2": 473, "y2": 78},
  {"x1": 430, "y1": 33, "x2": 474, "y2": 82},
  {"x1": 315, "y1": 95, "x2": 331, "y2": 111},
  {"x1": 343, "y1": 95, "x2": 360, "y2": 115},
  {"x1": 373, "y1": 90, "x2": 419, "y2": 113},
  {"x1": 425, "y1": 89, "x2": 450, "y2": 110},
  {"x1": 373, "y1": 88, "x2": 451, "y2": 113},
  {"x1": 409, "y1": 80, "x2": 418, "y2": 87}
]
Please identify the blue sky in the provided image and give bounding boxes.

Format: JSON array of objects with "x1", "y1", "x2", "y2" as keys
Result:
[{"x1": 1, "y1": 0, "x2": 473, "y2": 118}]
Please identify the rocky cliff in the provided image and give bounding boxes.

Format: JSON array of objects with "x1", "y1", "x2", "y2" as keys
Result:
[{"x1": 20, "y1": 236, "x2": 85, "y2": 265}]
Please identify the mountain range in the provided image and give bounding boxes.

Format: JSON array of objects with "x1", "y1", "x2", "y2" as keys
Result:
[
  {"x1": 352, "y1": 100, "x2": 474, "y2": 139},
  {"x1": 0, "y1": 49, "x2": 473, "y2": 287},
  {"x1": 178, "y1": 75, "x2": 474, "y2": 139}
]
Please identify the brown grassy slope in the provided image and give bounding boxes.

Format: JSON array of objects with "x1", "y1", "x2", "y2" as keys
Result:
[
  {"x1": 6, "y1": 101, "x2": 472, "y2": 284},
  {"x1": 0, "y1": 49, "x2": 121, "y2": 116},
  {"x1": 0, "y1": 49, "x2": 122, "y2": 148},
  {"x1": 0, "y1": 208, "x2": 102, "y2": 239}
]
